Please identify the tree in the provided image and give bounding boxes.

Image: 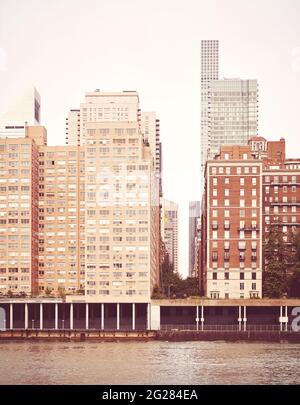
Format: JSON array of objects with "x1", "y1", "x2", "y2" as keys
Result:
[
  {"x1": 263, "y1": 225, "x2": 289, "y2": 298},
  {"x1": 288, "y1": 231, "x2": 300, "y2": 297}
]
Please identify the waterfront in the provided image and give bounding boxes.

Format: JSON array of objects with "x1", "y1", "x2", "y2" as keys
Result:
[{"x1": 0, "y1": 341, "x2": 300, "y2": 385}]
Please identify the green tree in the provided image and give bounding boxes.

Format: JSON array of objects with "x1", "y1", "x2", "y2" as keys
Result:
[
  {"x1": 263, "y1": 225, "x2": 289, "y2": 298},
  {"x1": 287, "y1": 231, "x2": 300, "y2": 297}
]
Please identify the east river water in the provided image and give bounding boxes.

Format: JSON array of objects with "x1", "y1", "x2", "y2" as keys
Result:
[{"x1": 0, "y1": 341, "x2": 299, "y2": 385}]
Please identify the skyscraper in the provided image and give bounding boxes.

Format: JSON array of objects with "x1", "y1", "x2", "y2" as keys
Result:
[
  {"x1": 189, "y1": 201, "x2": 201, "y2": 277},
  {"x1": 161, "y1": 199, "x2": 178, "y2": 273},
  {"x1": 207, "y1": 78, "x2": 258, "y2": 160},
  {"x1": 201, "y1": 40, "x2": 219, "y2": 180}
]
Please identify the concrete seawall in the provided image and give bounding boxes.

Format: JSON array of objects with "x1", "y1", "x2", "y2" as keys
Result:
[{"x1": 1, "y1": 329, "x2": 300, "y2": 342}]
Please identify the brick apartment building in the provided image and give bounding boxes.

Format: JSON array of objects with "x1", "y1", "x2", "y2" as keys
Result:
[{"x1": 200, "y1": 136, "x2": 300, "y2": 299}]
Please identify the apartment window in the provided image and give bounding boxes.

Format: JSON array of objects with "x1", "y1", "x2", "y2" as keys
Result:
[
  {"x1": 224, "y1": 220, "x2": 230, "y2": 230},
  {"x1": 252, "y1": 189, "x2": 256, "y2": 196},
  {"x1": 274, "y1": 186, "x2": 278, "y2": 194},
  {"x1": 252, "y1": 200, "x2": 257, "y2": 208},
  {"x1": 240, "y1": 200, "x2": 245, "y2": 208},
  {"x1": 240, "y1": 189, "x2": 244, "y2": 197},
  {"x1": 292, "y1": 176, "x2": 297, "y2": 183},
  {"x1": 224, "y1": 210, "x2": 229, "y2": 217},
  {"x1": 225, "y1": 178, "x2": 229, "y2": 184},
  {"x1": 212, "y1": 272, "x2": 217, "y2": 280},
  {"x1": 252, "y1": 272, "x2": 256, "y2": 280},
  {"x1": 265, "y1": 176, "x2": 270, "y2": 183},
  {"x1": 252, "y1": 167, "x2": 257, "y2": 174},
  {"x1": 212, "y1": 221, "x2": 218, "y2": 230},
  {"x1": 213, "y1": 178, "x2": 218, "y2": 186},
  {"x1": 225, "y1": 272, "x2": 229, "y2": 280},
  {"x1": 240, "y1": 272, "x2": 244, "y2": 280},
  {"x1": 224, "y1": 230, "x2": 230, "y2": 239},
  {"x1": 224, "y1": 153, "x2": 229, "y2": 160},
  {"x1": 240, "y1": 210, "x2": 245, "y2": 217},
  {"x1": 213, "y1": 200, "x2": 217, "y2": 207},
  {"x1": 252, "y1": 178, "x2": 257, "y2": 185},
  {"x1": 252, "y1": 283, "x2": 257, "y2": 291},
  {"x1": 225, "y1": 167, "x2": 231, "y2": 175},
  {"x1": 237, "y1": 167, "x2": 242, "y2": 175},
  {"x1": 240, "y1": 178, "x2": 244, "y2": 186},
  {"x1": 240, "y1": 283, "x2": 245, "y2": 290},
  {"x1": 224, "y1": 199, "x2": 229, "y2": 206},
  {"x1": 213, "y1": 189, "x2": 218, "y2": 197},
  {"x1": 265, "y1": 186, "x2": 269, "y2": 194},
  {"x1": 243, "y1": 153, "x2": 248, "y2": 160},
  {"x1": 252, "y1": 209, "x2": 257, "y2": 217},
  {"x1": 212, "y1": 252, "x2": 218, "y2": 261},
  {"x1": 212, "y1": 210, "x2": 218, "y2": 218},
  {"x1": 212, "y1": 167, "x2": 217, "y2": 174},
  {"x1": 292, "y1": 186, "x2": 297, "y2": 193},
  {"x1": 218, "y1": 167, "x2": 224, "y2": 174},
  {"x1": 283, "y1": 186, "x2": 287, "y2": 193}
]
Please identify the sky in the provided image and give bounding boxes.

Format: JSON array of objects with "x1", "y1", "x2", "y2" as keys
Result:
[{"x1": 0, "y1": 0, "x2": 300, "y2": 277}]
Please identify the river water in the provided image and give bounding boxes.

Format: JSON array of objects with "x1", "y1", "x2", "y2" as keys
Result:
[{"x1": 0, "y1": 341, "x2": 299, "y2": 385}]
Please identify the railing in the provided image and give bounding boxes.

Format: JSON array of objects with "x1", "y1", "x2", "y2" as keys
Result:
[{"x1": 160, "y1": 324, "x2": 296, "y2": 332}]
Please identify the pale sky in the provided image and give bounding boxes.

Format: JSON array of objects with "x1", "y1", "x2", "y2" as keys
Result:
[{"x1": 0, "y1": 0, "x2": 300, "y2": 277}]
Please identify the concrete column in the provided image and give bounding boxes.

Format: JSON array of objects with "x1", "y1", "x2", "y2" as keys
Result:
[
  {"x1": 86, "y1": 303, "x2": 89, "y2": 330},
  {"x1": 279, "y1": 305, "x2": 288, "y2": 332},
  {"x1": 238, "y1": 306, "x2": 242, "y2": 331},
  {"x1": 243, "y1": 306, "x2": 247, "y2": 331},
  {"x1": 24, "y1": 303, "x2": 28, "y2": 329},
  {"x1": 196, "y1": 306, "x2": 199, "y2": 331},
  {"x1": 55, "y1": 303, "x2": 58, "y2": 330},
  {"x1": 70, "y1": 303, "x2": 74, "y2": 330},
  {"x1": 40, "y1": 303, "x2": 43, "y2": 330},
  {"x1": 101, "y1": 304, "x2": 104, "y2": 330},
  {"x1": 150, "y1": 304, "x2": 160, "y2": 330},
  {"x1": 280, "y1": 306, "x2": 283, "y2": 332},
  {"x1": 285, "y1": 306, "x2": 288, "y2": 331},
  {"x1": 117, "y1": 303, "x2": 120, "y2": 330},
  {"x1": 9, "y1": 304, "x2": 13, "y2": 330},
  {"x1": 132, "y1": 303, "x2": 135, "y2": 331},
  {"x1": 201, "y1": 305, "x2": 204, "y2": 331},
  {"x1": 147, "y1": 303, "x2": 151, "y2": 330}
]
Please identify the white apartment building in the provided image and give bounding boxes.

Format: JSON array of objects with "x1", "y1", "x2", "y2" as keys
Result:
[{"x1": 84, "y1": 121, "x2": 160, "y2": 302}]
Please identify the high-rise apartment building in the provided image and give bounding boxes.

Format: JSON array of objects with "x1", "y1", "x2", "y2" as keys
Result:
[
  {"x1": 0, "y1": 126, "x2": 46, "y2": 296},
  {"x1": 37, "y1": 145, "x2": 85, "y2": 296},
  {"x1": 201, "y1": 136, "x2": 300, "y2": 299},
  {"x1": 84, "y1": 120, "x2": 160, "y2": 302},
  {"x1": 66, "y1": 90, "x2": 140, "y2": 145},
  {"x1": 207, "y1": 79, "x2": 258, "y2": 160},
  {"x1": 0, "y1": 87, "x2": 41, "y2": 139},
  {"x1": 201, "y1": 40, "x2": 219, "y2": 180},
  {"x1": 0, "y1": 89, "x2": 161, "y2": 301},
  {"x1": 201, "y1": 145, "x2": 263, "y2": 299},
  {"x1": 189, "y1": 201, "x2": 201, "y2": 277},
  {"x1": 161, "y1": 199, "x2": 178, "y2": 273}
]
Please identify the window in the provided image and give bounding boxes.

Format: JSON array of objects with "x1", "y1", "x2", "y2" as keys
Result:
[
  {"x1": 225, "y1": 272, "x2": 229, "y2": 280},
  {"x1": 224, "y1": 199, "x2": 229, "y2": 206},
  {"x1": 213, "y1": 178, "x2": 218, "y2": 186},
  {"x1": 240, "y1": 178, "x2": 244, "y2": 186},
  {"x1": 252, "y1": 272, "x2": 256, "y2": 280},
  {"x1": 240, "y1": 189, "x2": 244, "y2": 197},
  {"x1": 224, "y1": 210, "x2": 230, "y2": 217},
  {"x1": 212, "y1": 252, "x2": 218, "y2": 261},
  {"x1": 213, "y1": 272, "x2": 217, "y2": 280},
  {"x1": 212, "y1": 210, "x2": 218, "y2": 217},
  {"x1": 252, "y1": 178, "x2": 257, "y2": 185},
  {"x1": 240, "y1": 272, "x2": 244, "y2": 280},
  {"x1": 213, "y1": 189, "x2": 218, "y2": 197},
  {"x1": 240, "y1": 283, "x2": 244, "y2": 290}
]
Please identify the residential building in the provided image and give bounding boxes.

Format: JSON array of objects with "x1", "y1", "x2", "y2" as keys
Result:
[
  {"x1": 161, "y1": 199, "x2": 178, "y2": 273},
  {"x1": 189, "y1": 201, "x2": 201, "y2": 277},
  {"x1": 201, "y1": 145, "x2": 263, "y2": 299}
]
